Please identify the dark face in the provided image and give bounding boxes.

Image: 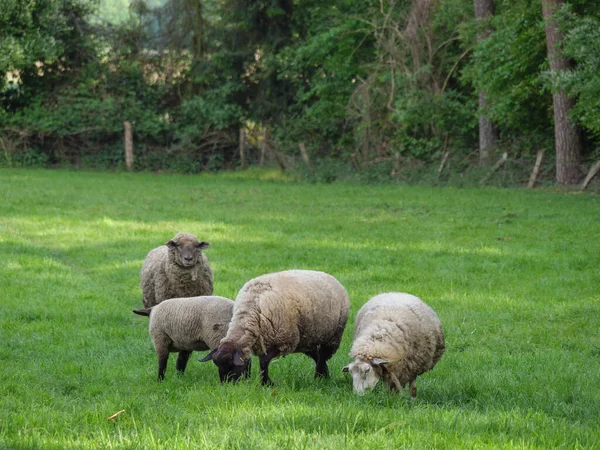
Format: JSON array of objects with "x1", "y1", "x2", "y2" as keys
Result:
[
  {"x1": 167, "y1": 236, "x2": 209, "y2": 268},
  {"x1": 212, "y1": 343, "x2": 250, "y2": 383}
]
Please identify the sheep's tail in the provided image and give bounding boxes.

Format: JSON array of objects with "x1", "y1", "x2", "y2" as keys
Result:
[{"x1": 133, "y1": 308, "x2": 151, "y2": 317}]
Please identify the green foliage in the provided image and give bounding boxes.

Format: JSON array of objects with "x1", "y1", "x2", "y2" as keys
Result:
[
  {"x1": 0, "y1": 169, "x2": 599, "y2": 448},
  {"x1": 0, "y1": 0, "x2": 99, "y2": 110},
  {"x1": 2, "y1": 0, "x2": 600, "y2": 177},
  {"x1": 461, "y1": 1, "x2": 552, "y2": 154},
  {"x1": 96, "y1": 0, "x2": 131, "y2": 24},
  {"x1": 392, "y1": 88, "x2": 477, "y2": 158},
  {"x1": 557, "y1": 6, "x2": 600, "y2": 140},
  {"x1": 275, "y1": 10, "x2": 373, "y2": 154}
]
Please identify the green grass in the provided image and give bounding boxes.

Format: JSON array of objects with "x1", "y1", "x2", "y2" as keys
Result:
[{"x1": 0, "y1": 168, "x2": 599, "y2": 449}]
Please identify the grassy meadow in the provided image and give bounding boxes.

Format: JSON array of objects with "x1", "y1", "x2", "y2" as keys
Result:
[{"x1": 0, "y1": 168, "x2": 599, "y2": 449}]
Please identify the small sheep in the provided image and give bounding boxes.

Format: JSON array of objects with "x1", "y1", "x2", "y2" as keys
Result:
[
  {"x1": 133, "y1": 296, "x2": 249, "y2": 381},
  {"x1": 140, "y1": 232, "x2": 213, "y2": 308},
  {"x1": 202, "y1": 270, "x2": 350, "y2": 385},
  {"x1": 342, "y1": 293, "x2": 445, "y2": 397}
]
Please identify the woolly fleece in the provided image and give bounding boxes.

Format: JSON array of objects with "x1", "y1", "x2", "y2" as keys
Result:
[
  {"x1": 222, "y1": 270, "x2": 350, "y2": 360},
  {"x1": 148, "y1": 296, "x2": 234, "y2": 355},
  {"x1": 350, "y1": 292, "x2": 445, "y2": 392},
  {"x1": 140, "y1": 232, "x2": 213, "y2": 308}
]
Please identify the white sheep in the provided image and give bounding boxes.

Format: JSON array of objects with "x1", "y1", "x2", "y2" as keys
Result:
[
  {"x1": 133, "y1": 296, "x2": 249, "y2": 381},
  {"x1": 342, "y1": 293, "x2": 445, "y2": 397},
  {"x1": 203, "y1": 270, "x2": 350, "y2": 385},
  {"x1": 140, "y1": 232, "x2": 213, "y2": 308}
]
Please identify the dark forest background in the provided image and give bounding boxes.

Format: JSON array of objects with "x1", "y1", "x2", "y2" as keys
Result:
[{"x1": 1, "y1": 0, "x2": 599, "y2": 186}]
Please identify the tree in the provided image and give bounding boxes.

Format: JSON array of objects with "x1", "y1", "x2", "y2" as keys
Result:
[
  {"x1": 541, "y1": 0, "x2": 583, "y2": 184},
  {"x1": 0, "y1": 0, "x2": 98, "y2": 112},
  {"x1": 473, "y1": 0, "x2": 496, "y2": 166},
  {"x1": 557, "y1": 8, "x2": 600, "y2": 139}
]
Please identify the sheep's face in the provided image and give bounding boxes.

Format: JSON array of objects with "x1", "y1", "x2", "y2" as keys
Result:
[
  {"x1": 203, "y1": 343, "x2": 249, "y2": 383},
  {"x1": 167, "y1": 234, "x2": 209, "y2": 268},
  {"x1": 342, "y1": 359, "x2": 381, "y2": 395}
]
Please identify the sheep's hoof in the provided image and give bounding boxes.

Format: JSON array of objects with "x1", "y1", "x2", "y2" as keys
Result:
[
  {"x1": 314, "y1": 365, "x2": 330, "y2": 378},
  {"x1": 409, "y1": 380, "x2": 417, "y2": 398}
]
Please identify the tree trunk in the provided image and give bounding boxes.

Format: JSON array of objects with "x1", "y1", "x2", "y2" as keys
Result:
[
  {"x1": 541, "y1": 0, "x2": 583, "y2": 185},
  {"x1": 474, "y1": 0, "x2": 497, "y2": 166},
  {"x1": 184, "y1": 0, "x2": 204, "y2": 60}
]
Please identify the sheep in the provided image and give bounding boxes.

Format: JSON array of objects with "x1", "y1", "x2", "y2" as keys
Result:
[
  {"x1": 201, "y1": 270, "x2": 350, "y2": 385},
  {"x1": 133, "y1": 296, "x2": 250, "y2": 381},
  {"x1": 140, "y1": 232, "x2": 213, "y2": 308},
  {"x1": 342, "y1": 292, "x2": 445, "y2": 397}
]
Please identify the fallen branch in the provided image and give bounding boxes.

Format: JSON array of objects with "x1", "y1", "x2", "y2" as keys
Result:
[
  {"x1": 580, "y1": 161, "x2": 600, "y2": 191},
  {"x1": 458, "y1": 149, "x2": 478, "y2": 166},
  {"x1": 479, "y1": 152, "x2": 508, "y2": 186},
  {"x1": 107, "y1": 410, "x2": 125, "y2": 421},
  {"x1": 527, "y1": 149, "x2": 545, "y2": 189}
]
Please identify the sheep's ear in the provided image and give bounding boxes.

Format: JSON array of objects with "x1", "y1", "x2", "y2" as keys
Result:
[
  {"x1": 199, "y1": 348, "x2": 217, "y2": 362},
  {"x1": 133, "y1": 308, "x2": 151, "y2": 316},
  {"x1": 166, "y1": 240, "x2": 177, "y2": 248},
  {"x1": 371, "y1": 358, "x2": 390, "y2": 366},
  {"x1": 233, "y1": 349, "x2": 246, "y2": 366},
  {"x1": 197, "y1": 241, "x2": 210, "y2": 250},
  {"x1": 342, "y1": 365, "x2": 350, "y2": 373}
]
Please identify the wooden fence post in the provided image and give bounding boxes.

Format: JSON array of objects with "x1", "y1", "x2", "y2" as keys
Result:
[
  {"x1": 580, "y1": 161, "x2": 600, "y2": 191},
  {"x1": 124, "y1": 121, "x2": 133, "y2": 171},
  {"x1": 479, "y1": 152, "x2": 508, "y2": 186},
  {"x1": 299, "y1": 142, "x2": 314, "y2": 173},
  {"x1": 438, "y1": 152, "x2": 450, "y2": 177},
  {"x1": 527, "y1": 149, "x2": 545, "y2": 188},
  {"x1": 260, "y1": 128, "x2": 268, "y2": 166},
  {"x1": 239, "y1": 127, "x2": 246, "y2": 169}
]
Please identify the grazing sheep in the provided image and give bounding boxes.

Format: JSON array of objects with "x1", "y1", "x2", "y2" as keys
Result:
[
  {"x1": 342, "y1": 293, "x2": 445, "y2": 397},
  {"x1": 140, "y1": 232, "x2": 213, "y2": 308},
  {"x1": 133, "y1": 296, "x2": 249, "y2": 381},
  {"x1": 202, "y1": 270, "x2": 350, "y2": 385}
]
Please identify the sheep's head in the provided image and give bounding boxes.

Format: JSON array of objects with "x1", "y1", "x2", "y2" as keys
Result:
[
  {"x1": 199, "y1": 342, "x2": 250, "y2": 383},
  {"x1": 166, "y1": 232, "x2": 209, "y2": 268},
  {"x1": 342, "y1": 358, "x2": 389, "y2": 395}
]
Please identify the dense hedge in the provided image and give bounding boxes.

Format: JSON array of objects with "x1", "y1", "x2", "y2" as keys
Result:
[{"x1": 1, "y1": 0, "x2": 599, "y2": 181}]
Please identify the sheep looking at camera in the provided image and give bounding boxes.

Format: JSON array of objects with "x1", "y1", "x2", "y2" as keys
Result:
[
  {"x1": 343, "y1": 292, "x2": 445, "y2": 397},
  {"x1": 203, "y1": 270, "x2": 350, "y2": 385},
  {"x1": 133, "y1": 296, "x2": 249, "y2": 381},
  {"x1": 140, "y1": 232, "x2": 213, "y2": 308}
]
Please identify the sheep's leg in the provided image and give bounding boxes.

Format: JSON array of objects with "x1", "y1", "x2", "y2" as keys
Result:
[
  {"x1": 409, "y1": 378, "x2": 417, "y2": 398},
  {"x1": 157, "y1": 349, "x2": 169, "y2": 381},
  {"x1": 312, "y1": 345, "x2": 336, "y2": 378},
  {"x1": 304, "y1": 350, "x2": 320, "y2": 367},
  {"x1": 175, "y1": 351, "x2": 192, "y2": 374},
  {"x1": 259, "y1": 348, "x2": 279, "y2": 386},
  {"x1": 304, "y1": 350, "x2": 328, "y2": 377},
  {"x1": 385, "y1": 371, "x2": 403, "y2": 393}
]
